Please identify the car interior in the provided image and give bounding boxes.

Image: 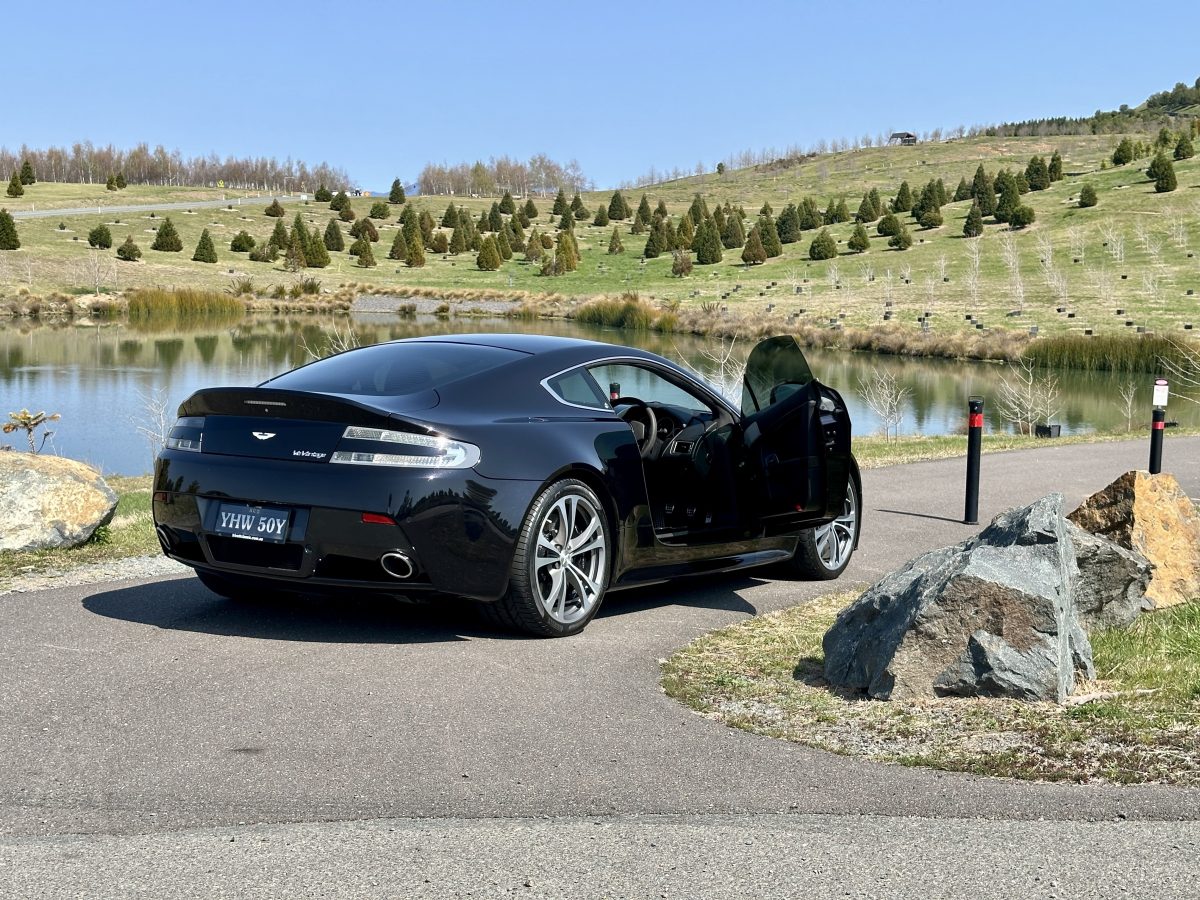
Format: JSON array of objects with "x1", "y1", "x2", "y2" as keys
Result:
[{"x1": 585, "y1": 363, "x2": 744, "y2": 544}]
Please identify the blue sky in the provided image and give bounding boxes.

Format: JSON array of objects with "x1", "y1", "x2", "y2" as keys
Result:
[{"x1": 9, "y1": 1, "x2": 1200, "y2": 190}]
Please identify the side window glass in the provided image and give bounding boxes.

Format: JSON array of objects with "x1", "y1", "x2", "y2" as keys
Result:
[
  {"x1": 545, "y1": 368, "x2": 610, "y2": 410},
  {"x1": 588, "y1": 364, "x2": 713, "y2": 416}
]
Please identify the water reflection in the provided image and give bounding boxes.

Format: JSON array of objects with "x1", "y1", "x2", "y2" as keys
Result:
[{"x1": 0, "y1": 313, "x2": 1193, "y2": 475}]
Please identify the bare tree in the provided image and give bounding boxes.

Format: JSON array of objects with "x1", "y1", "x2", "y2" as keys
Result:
[
  {"x1": 678, "y1": 337, "x2": 744, "y2": 404},
  {"x1": 995, "y1": 359, "x2": 1060, "y2": 434},
  {"x1": 857, "y1": 367, "x2": 911, "y2": 442},
  {"x1": 1160, "y1": 341, "x2": 1200, "y2": 405},
  {"x1": 827, "y1": 261, "x2": 840, "y2": 291},
  {"x1": 132, "y1": 387, "x2": 173, "y2": 464},
  {"x1": 858, "y1": 261, "x2": 874, "y2": 285},
  {"x1": 1167, "y1": 209, "x2": 1189, "y2": 251},
  {"x1": 81, "y1": 248, "x2": 115, "y2": 295},
  {"x1": 963, "y1": 238, "x2": 982, "y2": 308},
  {"x1": 1066, "y1": 225, "x2": 1087, "y2": 263},
  {"x1": 1099, "y1": 219, "x2": 1125, "y2": 263},
  {"x1": 899, "y1": 263, "x2": 912, "y2": 285},
  {"x1": 933, "y1": 254, "x2": 949, "y2": 283},
  {"x1": 1116, "y1": 380, "x2": 1139, "y2": 432},
  {"x1": 300, "y1": 326, "x2": 360, "y2": 361}
]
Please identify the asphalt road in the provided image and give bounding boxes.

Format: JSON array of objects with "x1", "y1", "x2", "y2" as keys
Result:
[{"x1": 2, "y1": 437, "x2": 1198, "y2": 897}]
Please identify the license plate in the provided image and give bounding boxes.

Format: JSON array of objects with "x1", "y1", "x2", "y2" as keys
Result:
[{"x1": 213, "y1": 503, "x2": 291, "y2": 543}]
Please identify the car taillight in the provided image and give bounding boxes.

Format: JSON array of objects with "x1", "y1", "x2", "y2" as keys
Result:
[
  {"x1": 332, "y1": 426, "x2": 480, "y2": 469},
  {"x1": 165, "y1": 416, "x2": 204, "y2": 452}
]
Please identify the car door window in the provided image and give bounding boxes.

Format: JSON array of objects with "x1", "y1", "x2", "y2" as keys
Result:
[
  {"x1": 588, "y1": 364, "x2": 713, "y2": 415},
  {"x1": 740, "y1": 335, "x2": 814, "y2": 417}
]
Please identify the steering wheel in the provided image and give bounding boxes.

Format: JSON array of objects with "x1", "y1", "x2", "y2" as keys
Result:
[{"x1": 613, "y1": 397, "x2": 658, "y2": 458}]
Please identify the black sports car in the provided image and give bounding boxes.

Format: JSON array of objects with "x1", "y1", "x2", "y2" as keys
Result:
[{"x1": 152, "y1": 333, "x2": 860, "y2": 636}]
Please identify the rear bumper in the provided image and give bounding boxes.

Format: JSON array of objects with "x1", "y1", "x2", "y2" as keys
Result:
[{"x1": 152, "y1": 449, "x2": 540, "y2": 601}]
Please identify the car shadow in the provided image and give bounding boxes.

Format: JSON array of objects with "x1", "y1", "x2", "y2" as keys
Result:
[
  {"x1": 599, "y1": 572, "x2": 763, "y2": 618},
  {"x1": 82, "y1": 577, "x2": 483, "y2": 645}
]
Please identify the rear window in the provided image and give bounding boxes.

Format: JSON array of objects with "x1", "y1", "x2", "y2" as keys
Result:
[{"x1": 264, "y1": 342, "x2": 525, "y2": 397}]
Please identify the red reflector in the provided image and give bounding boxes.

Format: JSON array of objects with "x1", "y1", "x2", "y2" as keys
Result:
[
  {"x1": 968, "y1": 413, "x2": 983, "y2": 429},
  {"x1": 1153, "y1": 421, "x2": 1165, "y2": 430},
  {"x1": 361, "y1": 512, "x2": 396, "y2": 525},
  {"x1": 153, "y1": 491, "x2": 169, "y2": 502}
]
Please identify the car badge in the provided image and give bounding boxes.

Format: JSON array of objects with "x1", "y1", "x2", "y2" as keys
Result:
[{"x1": 252, "y1": 432, "x2": 276, "y2": 440}]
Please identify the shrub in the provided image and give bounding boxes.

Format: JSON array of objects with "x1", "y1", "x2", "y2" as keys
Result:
[
  {"x1": 369, "y1": 201, "x2": 390, "y2": 220},
  {"x1": 888, "y1": 225, "x2": 913, "y2": 250},
  {"x1": 847, "y1": 223, "x2": 870, "y2": 253},
  {"x1": 1008, "y1": 205, "x2": 1035, "y2": 229},
  {"x1": 339, "y1": 204, "x2": 357, "y2": 222},
  {"x1": 115, "y1": 173, "x2": 127, "y2": 189},
  {"x1": 230, "y1": 230, "x2": 256, "y2": 252},
  {"x1": 431, "y1": 232, "x2": 448, "y2": 253},
  {"x1": 594, "y1": 204, "x2": 609, "y2": 227},
  {"x1": 249, "y1": 243, "x2": 279, "y2": 263},
  {"x1": 608, "y1": 226, "x2": 625, "y2": 255},
  {"x1": 330, "y1": 191, "x2": 350, "y2": 212},
  {"x1": 356, "y1": 239, "x2": 376, "y2": 267},
  {"x1": 1175, "y1": 134, "x2": 1195, "y2": 161},
  {"x1": 116, "y1": 235, "x2": 140, "y2": 261},
  {"x1": 499, "y1": 191, "x2": 515, "y2": 214},
  {"x1": 265, "y1": 199, "x2": 285, "y2": 217},
  {"x1": 554, "y1": 230, "x2": 579, "y2": 273},
  {"x1": 671, "y1": 249, "x2": 693, "y2": 277},
  {"x1": 150, "y1": 217, "x2": 183, "y2": 252},
  {"x1": 876, "y1": 212, "x2": 900, "y2": 236},
  {"x1": 918, "y1": 207, "x2": 943, "y2": 229},
  {"x1": 314, "y1": 184, "x2": 333, "y2": 203},
  {"x1": 88, "y1": 224, "x2": 112, "y2": 249},
  {"x1": 476, "y1": 236, "x2": 502, "y2": 270},
  {"x1": 1112, "y1": 138, "x2": 1135, "y2": 166},
  {"x1": 1078, "y1": 183, "x2": 1099, "y2": 208},
  {"x1": 808, "y1": 228, "x2": 837, "y2": 260}
]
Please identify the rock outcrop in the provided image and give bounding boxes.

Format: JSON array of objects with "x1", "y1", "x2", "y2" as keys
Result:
[
  {"x1": 823, "y1": 495, "x2": 1094, "y2": 704},
  {"x1": 1066, "y1": 522, "x2": 1152, "y2": 630},
  {"x1": 1068, "y1": 471, "x2": 1200, "y2": 611},
  {"x1": 0, "y1": 453, "x2": 118, "y2": 552}
]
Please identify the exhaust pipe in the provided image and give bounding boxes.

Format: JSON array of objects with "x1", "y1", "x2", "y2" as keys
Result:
[
  {"x1": 155, "y1": 525, "x2": 173, "y2": 552},
  {"x1": 380, "y1": 551, "x2": 415, "y2": 580}
]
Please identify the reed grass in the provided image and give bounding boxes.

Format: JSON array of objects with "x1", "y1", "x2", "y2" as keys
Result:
[
  {"x1": 1023, "y1": 333, "x2": 1195, "y2": 373},
  {"x1": 126, "y1": 288, "x2": 245, "y2": 321}
]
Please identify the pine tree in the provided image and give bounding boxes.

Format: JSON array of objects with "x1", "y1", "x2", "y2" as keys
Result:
[
  {"x1": 419, "y1": 210, "x2": 435, "y2": 247},
  {"x1": 105, "y1": 174, "x2": 117, "y2": 191},
  {"x1": 6, "y1": 172, "x2": 23, "y2": 198},
  {"x1": 1048, "y1": 150, "x2": 1064, "y2": 182},
  {"x1": 305, "y1": 230, "x2": 330, "y2": 267},
  {"x1": 315, "y1": 183, "x2": 333, "y2": 203},
  {"x1": 330, "y1": 190, "x2": 350, "y2": 211},
  {"x1": 283, "y1": 230, "x2": 307, "y2": 271},
  {"x1": 267, "y1": 219, "x2": 289, "y2": 251},
  {"x1": 388, "y1": 230, "x2": 406, "y2": 260},
  {"x1": 389, "y1": 178, "x2": 406, "y2": 204},
  {"x1": 876, "y1": 212, "x2": 900, "y2": 237},
  {"x1": 759, "y1": 214, "x2": 782, "y2": 257},
  {"x1": 847, "y1": 223, "x2": 870, "y2": 253},
  {"x1": 608, "y1": 190, "x2": 627, "y2": 220},
  {"x1": 888, "y1": 225, "x2": 913, "y2": 251},
  {"x1": 777, "y1": 204, "x2": 802, "y2": 243},
  {"x1": 868, "y1": 187, "x2": 883, "y2": 219},
  {"x1": 893, "y1": 181, "x2": 912, "y2": 213},
  {"x1": 525, "y1": 228, "x2": 544, "y2": 262},
  {"x1": 477, "y1": 210, "x2": 490, "y2": 233},
  {"x1": 339, "y1": 205, "x2": 357, "y2": 223},
  {"x1": 630, "y1": 218, "x2": 646, "y2": 235},
  {"x1": 554, "y1": 229, "x2": 578, "y2": 273},
  {"x1": 808, "y1": 228, "x2": 837, "y2": 260},
  {"x1": 449, "y1": 223, "x2": 467, "y2": 254},
  {"x1": 688, "y1": 194, "x2": 709, "y2": 226},
  {"x1": 798, "y1": 198, "x2": 821, "y2": 230},
  {"x1": 0, "y1": 208, "x2": 19, "y2": 250},
  {"x1": 1112, "y1": 138, "x2": 1135, "y2": 166},
  {"x1": 265, "y1": 198, "x2": 285, "y2": 217},
  {"x1": 356, "y1": 238, "x2": 376, "y2": 268},
  {"x1": 693, "y1": 217, "x2": 722, "y2": 264},
  {"x1": 477, "y1": 235, "x2": 502, "y2": 270},
  {"x1": 361, "y1": 217, "x2": 380, "y2": 242},
  {"x1": 1152, "y1": 154, "x2": 1177, "y2": 192},
  {"x1": 292, "y1": 213, "x2": 311, "y2": 248},
  {"x1": 497, "y1": 190, "x2": 514, "y2": 214},
  {"x1": 432, "y1": 231, "x2": 450, "y2": 254},
  {"x1": 249, "y1": 243, "x2": 279, "y2": 263},
  {"x1": 855, "y1": 193, "x2": 877, "y2": 223},
  {"x1": 1175, "y1": 134, "x2": 1195, "y2": 161},
  {"x1": 608, "y1": 226, "x2": 625, "y2": 255},
  {"x1": 741, "y1": 226, "x2": 767, "y2": 265},
  {"x1": 487, "y1": 203, "x2": 503, "y2": 233},
  {"x1": 594, "y1": 204, "x2": 609, "y2": 227},
  {"x1": 323, "y1": 218, "x2": 344, "y2": 251},
  {"x1": 151, "y1": 217, "x2": 183, "y2": 252},
  {"x1": 569, "y1": 193, "x2": 586, "y2": 217},
  {"x1": 655, "y1": 199, "x2": 669, "y2": 220},
  {"x1": 114, "y1": 173, "x2": 126, "y2": 189},
  {"x1": 1078, "y1": 183, "x2": 1098, "y2": 208},
  {"x1": 1014, "y1": 171, "x2": 1030, "y2": 194},
  {"x1": 18, "y1": 159, "x2": 35, "y2": 185},
  {"x1": 523, "y1": 198, "x2": 538, "y2": 219},
  {"x1": 635, "y1": 194, "x2": 652, "y2": 226},
  {"x1": 192, "y1": 228, "x2": 218, "y2": 263},
  {"x1": 721, "y1": 211, "x2": 745, "y2": 249},
  {"x1": 441, "y1": 203, "x2": 458, "y2": 228},
  {"x1": 88, "y1": 224, "x2": 113, "y2": 249},
  {"x1": 515, "y1": 207, "x2": 530, "y2": 229},
  {"x1": 995, "y1": 176, "x2": 1020, "y2": 223},
  {"x1": 712, "y1": 204, "x2": 726, "y2": 233},
  {"x1": 970, "y1": 165, "x2": 995, "y2": 216},
  {"x1": 953, "y1": 177, "x2": 971, "y2": 202},
  {"x1": 963, "y1": 202, "x2": 984, "y2": 237},
  {"x1": 369, "y1": 201, "x2": 390, "y2": 220},
  {"x1": 759, "y1": 201, "x2": 773, "y2": 216},
  {"x1": 663, "y1": 218, "x2": 678, "y2": 251},
  {"x1": 643, "y1": 219, "x2": 665, "y2": 258},
  {"x1": 934, "y1": 179, "x2": 948, "y2": 207},
  {"x1": 406, "y1": 232, "x2": 425, "y2": 267},
  {"x1": 116, "y1": 235, "x2": 141, "y2": 261},
  {"x1": 676, "y1": 213, "x2": 695, "y2": 250},
  {"x1": 836, "y1": 198, "x2": 850, "y2": 223},
  {"x1": 496, "y1": 230, "x2": 513, "y2": 260},
  {"x1": 230, "y1": 230, "x2": 256, "y2": 252},
  {"x1": 823, "y1": 199, "x2": 838, "y2": 226},
  {"x1": 918, "y1": 207, "x2": 944, "y2": 229}
]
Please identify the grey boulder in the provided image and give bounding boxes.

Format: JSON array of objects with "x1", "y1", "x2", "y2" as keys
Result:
[
  {"x1": 823, "y1": 494, "x2": 1094, "y2": 704},
  {"x1": 0, "y1": 452, "x2": 118, "y2": 552},
  {"x1": 1067, "y1": 522, "x2": 1152, "y2": 630}
]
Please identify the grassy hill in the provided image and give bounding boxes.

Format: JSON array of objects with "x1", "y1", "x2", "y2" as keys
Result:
[{"x1": 2, "y1": 133, "x2": 1198, "y2": 349}]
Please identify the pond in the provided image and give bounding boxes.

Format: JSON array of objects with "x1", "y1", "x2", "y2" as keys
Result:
[{"x1": 1, "y1": 312, "x2": 1193, "y2": 474}]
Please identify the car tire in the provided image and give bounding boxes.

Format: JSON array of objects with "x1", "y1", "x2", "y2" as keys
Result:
[
  {"x1": 482, "y1": 478, "x2": 611, "y2": 637},
  {"x1": 787, "y1": 476, "x2": 859, "y2": 580}
]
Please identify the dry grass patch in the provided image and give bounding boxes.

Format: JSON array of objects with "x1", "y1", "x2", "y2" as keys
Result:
[{"x1": 662, "y1": 592, "x2": 1200, "y2": 785}]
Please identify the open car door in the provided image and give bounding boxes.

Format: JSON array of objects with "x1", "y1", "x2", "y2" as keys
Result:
[{"x1": 739, "y1": 336, "x2": 852, "y2": 530}]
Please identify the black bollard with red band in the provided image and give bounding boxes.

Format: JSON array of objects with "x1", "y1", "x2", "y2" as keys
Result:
[
  {"x1": 964, "y1": 396, "x2": 984, "y2": 525},
  {"x1": 1149, "y1": 407, "x2": 1165, "y2": 475}
]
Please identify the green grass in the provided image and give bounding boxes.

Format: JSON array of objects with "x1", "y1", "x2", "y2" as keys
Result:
[
  {"x1": 3, "y1": 134, "x2": 1200, "y2": 353},
  {"x1": 663, "y1": 592, "x2": 1200, "y2": 785},
  {"x1": 0, "y1": 475, "x2": 157, "y2": 587}
]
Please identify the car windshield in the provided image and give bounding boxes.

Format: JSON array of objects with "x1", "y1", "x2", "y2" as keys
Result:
[{"x1": 264, "y1": 342, "x2": 525, "y2": 397}]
